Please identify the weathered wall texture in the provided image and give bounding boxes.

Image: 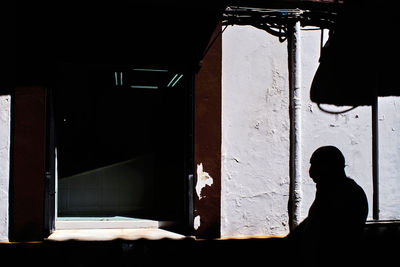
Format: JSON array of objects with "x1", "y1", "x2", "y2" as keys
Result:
[
  {"x1": 378, "y1": 96, "x2": 400, "y2": 219},
  {"x1": 194, "y1": 24, "x2": 222, "y2": 238},
  {"x1": 299, "y1": 29, "x2": 374, "y2": 220},
  {"x1": 221, "y1": 25, "x2": 400, "y2": 238},
  {"x1": 0, "y1": 95, "x2": 10, "y2": 240},
  {"x1": 221, "y1": 26, "x2": 290, "y2": 237},
  {"x1": 300, "y1": 29, "x2": 400, "y2": 221}
]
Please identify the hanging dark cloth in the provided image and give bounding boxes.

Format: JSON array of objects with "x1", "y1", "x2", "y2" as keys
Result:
[{"x1": 310, "y1": 1, "x2": 400, "y2": 107}]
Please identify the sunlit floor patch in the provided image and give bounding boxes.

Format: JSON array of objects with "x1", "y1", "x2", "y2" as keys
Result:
[
  {"x1": 55, "y1": 217, "x2": 159, "y2": 230},
  {"x1": 47, "y1": 228, "x2": 186, "y2": 241}
]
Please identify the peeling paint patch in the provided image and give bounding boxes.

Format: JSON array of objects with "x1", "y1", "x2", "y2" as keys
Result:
[
  {"x1": 194, "y1": 215, "x2": 201, "y2": 230},
  {"x1": 196, "y1": 163, "x2": 214, "y2": 199}
]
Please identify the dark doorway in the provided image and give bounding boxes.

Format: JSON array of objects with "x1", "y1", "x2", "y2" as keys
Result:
[{"x1": 55, "y1": 63, "x2": 193, "y2": 231}]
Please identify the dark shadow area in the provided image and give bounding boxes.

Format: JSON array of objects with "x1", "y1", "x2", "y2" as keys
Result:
[
  {"x1": 310, "y1": 1, "x2": 400, "y2": 107},
  {"x1": 1, "y1": 238, "x2": 285, "y2": 267},
  {"x1": 15, "y1": 1, "x2": 226, "y2": 88},
  {"x1": 55, "y1": 63, "x2": 162, "y2": 177},
  {"x1": 287, "y1": 146, "x2": 369, "y2": 267},
  {"x1": 55, "y1": 63, "x2": 193, "y2": 232},
  {"x1": 1, "y1": 224, "x2": 399, "y2": 267}
]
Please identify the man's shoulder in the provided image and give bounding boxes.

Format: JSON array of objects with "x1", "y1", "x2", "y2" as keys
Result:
[
  {"x1": 344, "y1": 177, "x2": 364, "y2": 192},
  {"x1": 344, "y1": 177, "x2": 369, "y2": 209},
  {"x1": 344, "y1": 177, "x2": 362, "y2": 188}
]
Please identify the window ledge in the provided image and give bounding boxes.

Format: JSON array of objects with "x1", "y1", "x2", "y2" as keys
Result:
[{"x1": 366, "y1": 220, "x2": 400, "y2": 225}]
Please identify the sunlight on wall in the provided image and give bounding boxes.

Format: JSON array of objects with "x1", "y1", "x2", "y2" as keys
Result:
[
  {"x1": 221, "y1": 25, "x2": 400, "y2": 238},
  {"x1": 0, "y1": 95, "x2": 10, "y2": 240}
]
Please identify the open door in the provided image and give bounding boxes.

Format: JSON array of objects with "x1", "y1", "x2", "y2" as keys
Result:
[
  {"x1": 44, "y1": 88, "x2": 56, "y2": 236},
  {"x1": 10, "y1": 86, "x2": 51, "y2": 241}
]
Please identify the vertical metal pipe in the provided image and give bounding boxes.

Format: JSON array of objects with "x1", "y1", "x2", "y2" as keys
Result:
[
  {"x1": 372, "y1": 92, "x2": 379, "y2": 220},
  {"x1": 288, "y1": 21, "x2": 302, "y2": 231}
]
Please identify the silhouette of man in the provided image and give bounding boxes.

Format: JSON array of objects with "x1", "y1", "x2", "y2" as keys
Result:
[{"x1": 287, "y1": 146, "x2": 368, "y2": 267}]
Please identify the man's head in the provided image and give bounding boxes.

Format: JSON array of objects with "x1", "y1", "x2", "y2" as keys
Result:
[{"x1": 309, "y1": 146, "x2": 346, "y2": 184}]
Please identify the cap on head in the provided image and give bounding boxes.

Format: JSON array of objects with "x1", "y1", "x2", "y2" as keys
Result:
[{"x1": 310, "y1": 146, "x2": 345, "y2": 170}]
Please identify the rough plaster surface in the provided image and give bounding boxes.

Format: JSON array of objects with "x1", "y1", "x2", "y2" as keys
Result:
[
  {"x1": 222, "y1": 26, "x2": 290, "y2": 237},
  {"x1": 299, "y1": 29, "x2": 399, "y2": 221},
  {"x1": 378, "y1": 96, "x2": 400, "y2": 219},
  {"x1": 299, "y1": 29, "x2": 375, "y2": 220},
  {"x1": 300, "y1": 30, "x2": 400, "y2": 221},
  {"x1": 222, "y1": 26, "x2": 400, "y2": 238},
  {"x1": 0, "y1": 95, "x2": 10, "y2": 240}
]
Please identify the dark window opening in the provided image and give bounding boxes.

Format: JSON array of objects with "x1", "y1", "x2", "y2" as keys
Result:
[{"x1": 54, "y1": 63, "x2": 193, "y2": 232}]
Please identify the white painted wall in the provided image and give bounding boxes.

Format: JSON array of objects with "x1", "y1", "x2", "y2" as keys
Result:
[
  {"x1": 221, "y1": 25, "x2": 400, "y2": 238},
  {"x1": 0, "y1": 95, "x2": 10, "y2": 241},
  {"x1": 378, "y1": 96, "x2": 400, "y2": 220},
  {"x1": 222, "y1": 26, "x2": 290, "y2": 237},
  {"x1": 299, "y1": 29, "x2": 373, "y2": 220},
  {"x1": 300, "y1": 30, "x2": 400, "y2": 221}
]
